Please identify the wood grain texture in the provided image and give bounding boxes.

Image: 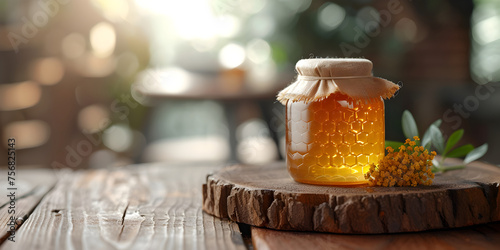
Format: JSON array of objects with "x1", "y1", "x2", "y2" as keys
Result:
[
  {"x1": 1, "y1": 164, "x2": 246, "y2": 250},
  {"x1": 0, "y1": 168, "x2": 58, "y2": 243},
  {"x1": 0, "y1": 168, "x2": 58, "y2": 206},
  {"x1": 203, "y1": 160, "x2": 500, "y2": 234},
  {"x1": 251, "y1": 222, "x2": 500, "y2": 250}
]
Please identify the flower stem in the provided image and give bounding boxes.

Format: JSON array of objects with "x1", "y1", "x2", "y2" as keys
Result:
[{"x1": 434, "y1": 164, "x2": 465, "y2": 173}]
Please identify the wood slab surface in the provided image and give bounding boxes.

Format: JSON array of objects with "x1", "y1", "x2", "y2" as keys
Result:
[
  {"x1": 251, "y1": 222, "x2": 500, "y2": 250},
  {"x1": 203, "y1": 160, "x2": 500, "y2": 234}
]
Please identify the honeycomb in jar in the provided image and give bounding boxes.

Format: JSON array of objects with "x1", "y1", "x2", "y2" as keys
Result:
[{"x1": 286, "y1": 93, "x2": 385, "y2": 185}]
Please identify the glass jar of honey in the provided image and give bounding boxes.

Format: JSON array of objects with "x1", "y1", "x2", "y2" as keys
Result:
[{"x1": 277, "y1": 59, "x2": 399, "y2": 185}]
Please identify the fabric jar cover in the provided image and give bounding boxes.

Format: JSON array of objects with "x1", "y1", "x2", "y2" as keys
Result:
[{"x1": 277, "y1": 58, "x2": 399, "y2": 104}]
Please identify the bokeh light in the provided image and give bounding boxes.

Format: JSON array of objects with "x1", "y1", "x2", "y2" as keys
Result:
[
  {"x1": 236, "y1": 118, "x2": 270, "y2": 140},
  {"x1": 318, "y1": 2, "x2": 345, "y2": 32},
  {"x1": 474, "y1": 16, "x2": 500, "y2": 44},
  {"x1": 135, "y1": 68, "x2": 192, "y2": 96},
  {"x1": 246, "y1": 39, "x2": 271, "y2": 64},
  {"x1": 472, "y1": 4, "x2": 500, "y2": 45},
  {"x1": 219, "y1": 43, "x2": 246, "y2": 69},
  {"x1": 88, "y1": 149, "x2": 117, "y2": 168},
  {"x1": 247, "y1": 60, "x2": 277, "y2": 91},
  {"x1": 236, "y1": 119, "x2": 278, "y2": 164},
  {"x1": 0, "y1": 81, "x2": 41, "y2": 111},
  {"x1": 470, "y1": 3, "x2": 500, "y2": 84},
  {"x1": 74, "y1": 53, "x2": 116, "y2": 77},
  {"x1": 91, "y1": 0, "x2": 129, "y2": 22},
  {"x1": 31, "y1": 57, "x2": 65, "y2": 85},
  {"x1": 61, "y1": 33, "x2": 87, "y2": 59},
  {"x1": 78, "y1": 104, "x2": 110, "y2": 134},
  {"x1": 3, "y1": 120, "x2": 50, "y2": 149},
  {"x1": 103, "y1": 124, "x2": 133, "y2": 152},
  {"x1": 394, "y1": 18, "x2": 418, "y2": 42},
  {"x1": 237, "y1": 137, "x2": 278, "y2": 164},
  {"x1": 90, "y1": 22, "x2": 116, "y2": 58}
]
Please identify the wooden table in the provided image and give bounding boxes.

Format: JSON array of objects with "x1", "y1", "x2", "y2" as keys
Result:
[{"x1": 1, "y1": 162, "x2": 499, "y2": 250}]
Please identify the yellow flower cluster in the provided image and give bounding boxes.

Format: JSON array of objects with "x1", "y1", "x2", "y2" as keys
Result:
[{"x1": 365, "y1": 136, "x2": 436, "y2": 187}]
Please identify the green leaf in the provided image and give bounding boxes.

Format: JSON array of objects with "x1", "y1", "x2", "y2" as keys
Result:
[
  {"x1": 443, "y1": 129, "x2": 464, "y2": 156},
  {"x1": 422, "y1": 119, "x2": 442, "y2": 149},
  {"x1": 447, "y1": 144, "x2": 474, "y2": 158},
  {"x1": 429, "y1": 125, "x2": 444, "y2": 153},
  {"x1": 464, "y1": 143, "x2": 488, "y2": 164},
  {"x1": 402, "y1": 110, "x2": 419, "y2": 140},
  {"x1": 385, "y1": 141, "x2": 404, "y2": 150}
]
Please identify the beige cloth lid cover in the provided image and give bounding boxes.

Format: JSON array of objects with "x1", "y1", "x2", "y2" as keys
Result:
[{"x1": 277, "y1": 58, "x2": 399, "y2": 104}]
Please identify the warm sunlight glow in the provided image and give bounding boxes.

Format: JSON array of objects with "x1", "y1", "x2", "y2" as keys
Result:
[{"x1": 134, "y1": 0, "x2": 241, "y2": 40}]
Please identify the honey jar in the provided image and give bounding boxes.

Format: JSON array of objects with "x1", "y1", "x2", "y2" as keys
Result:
[{"x1": 277, "y1": 59, "x2": 399, "y2": 185}]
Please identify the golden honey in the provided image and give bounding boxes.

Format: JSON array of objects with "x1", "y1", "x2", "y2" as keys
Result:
[{"x1": 286, "y1": 92, "x2": 385, "y2": 185}]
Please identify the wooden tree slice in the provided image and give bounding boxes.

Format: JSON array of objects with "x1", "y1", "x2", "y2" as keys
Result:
[{"x1": 202, "y1": 160, "x2": 500, "y2": 234}]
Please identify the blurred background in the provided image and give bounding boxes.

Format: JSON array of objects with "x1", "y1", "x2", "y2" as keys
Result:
[{"x1": 1, "y1": 0, "x2": 499, "y2": 169}]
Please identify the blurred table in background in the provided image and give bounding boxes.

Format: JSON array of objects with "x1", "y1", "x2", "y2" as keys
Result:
[{"x1": 133, "y1": 67, "x2": 292, "y2": 164}]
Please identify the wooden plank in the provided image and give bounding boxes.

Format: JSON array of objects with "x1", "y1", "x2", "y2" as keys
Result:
[
  {"x1": 251, "y1": 222, "x2": 500, "y2": 250},
  {"x1": 0, "y1": 168, "x2": 58, "y2": 243},
  {"x1": 1, "y1": 164, "x2": 246, "y2": 250},
  {"x1": 0, "y1": 168, "x2": 58, "y2": 206},
  {"x1": 203, "y1": 160, "x2": 500, "y2": 234}
]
